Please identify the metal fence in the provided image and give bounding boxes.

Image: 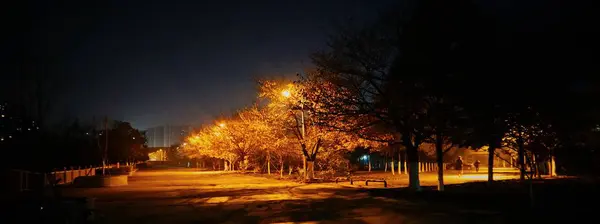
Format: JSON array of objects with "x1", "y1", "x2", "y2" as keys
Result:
[{"x1": 8, "y1": 163, "x2": 137, "y2": 192}]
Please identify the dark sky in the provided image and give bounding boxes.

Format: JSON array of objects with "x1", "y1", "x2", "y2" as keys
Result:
[
  {"x1": 2, "y1": 0, "x2": 596, "y2": 130},
  {"x1": 4, "y1": 0, "x2": 396, "y2": 129}
]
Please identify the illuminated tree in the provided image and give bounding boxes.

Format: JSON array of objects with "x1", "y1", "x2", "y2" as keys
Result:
[
  {"x1": 237, "y1": 106, "x2": 290, "y2": 174},
  {"x1": 258, "y1": 79, "x2": 379, "y2": 180},
  {"x1": 183, "y1": 125, "x2": 238, "y2": 170}
]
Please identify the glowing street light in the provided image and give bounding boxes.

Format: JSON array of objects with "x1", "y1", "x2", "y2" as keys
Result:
[
  {"x1": 281, "y1": 85, "x2": 308, "y2": 178},
  {"x1": 218, "y1": 123, "x2": 226, "y2": 128}
]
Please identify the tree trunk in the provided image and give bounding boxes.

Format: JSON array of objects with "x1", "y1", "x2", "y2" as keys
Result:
[
  {"x1": 303, "y1": 157, "x2": 307, "y2": 179},
  {"x1": 267, "y1": 151, "x2": 271, "y2": 175},
  {"x1": 532, "y1": 156, "x2": 540, "y2": 179},
  {"x1": 306, "y1": 161, "x2": 315, "y2": 180},
  {"x1": 550, "y1": 156, "x2": 556, "y2": 177},
  {"x1": 435, "y1": 134, "x2": 445, "y2": 191},
  {"x1": 488, "y1": 145, "x2": 496, "y2": 184},
  {"x1": 517, "y1": 136, "x2": 526, "y2": 182},
  {"x1": 405, "y1": 142, "x2": 421, "y2": 191},
  {"x1": 398, "y1": 153, "x2": 402, "y2": 175},
  {"x1": 224, "y1": 160, "x2": 228, "y2": 171},
  {"x1": 280, "y1": 159, "x2": 284, "y2": 178},
  {"x1": 368, "y1": 155, "x2": 372, "y2": 172},
  {"x1": 384, "y1": 157, "x2": 388, "y2": 172},
  {"x1": 391, "y1": 159, "x2": 395, "y2": 175},
  {"x1": 403, "y1": 151, "x2": 408, "y2": 175}
]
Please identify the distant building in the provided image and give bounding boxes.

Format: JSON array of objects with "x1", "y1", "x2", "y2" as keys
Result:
[{"x1": 145, "y1": 125, "x2": 192, "y2": 148}]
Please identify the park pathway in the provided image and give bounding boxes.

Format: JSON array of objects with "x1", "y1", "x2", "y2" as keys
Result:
[{"x1": 63, "y1": 168, "x2": 516, "y2": 223}]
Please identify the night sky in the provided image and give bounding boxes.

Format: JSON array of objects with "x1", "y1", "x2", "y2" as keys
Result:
[
  {"x1": 2, "y1": 0, "x2": 596, "y2": 130},
  {"x1": 4, "y1": 0, "x2": 396, "y2": 129}
]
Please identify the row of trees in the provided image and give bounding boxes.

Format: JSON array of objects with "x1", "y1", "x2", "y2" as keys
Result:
[
  {"x1": 305, "y1": 0, "x2": 599, "y2": 191},
  {"x1": 181, "y1": 81, "x2": 380, "y2": 179},
  {"x1": 182, "y1": 0, "x2": 599, "y2": 190}
]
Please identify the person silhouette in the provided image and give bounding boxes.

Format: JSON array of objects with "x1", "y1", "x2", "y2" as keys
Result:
[{"x1": 456, "y1": 156, "x2": 464, "y2": 177}]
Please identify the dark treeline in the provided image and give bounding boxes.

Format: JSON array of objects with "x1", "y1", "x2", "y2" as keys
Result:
[
  {"x1": 306, "y1": 0, "x2": 599, "y2": 189},
  {"x1": 1, "y1": 102, "x2": 148, "y2": 171}
]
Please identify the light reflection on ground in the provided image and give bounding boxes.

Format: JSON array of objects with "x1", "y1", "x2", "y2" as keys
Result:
[{"x1": 63, "y1": 168, "x2": 524, "y2": 223}]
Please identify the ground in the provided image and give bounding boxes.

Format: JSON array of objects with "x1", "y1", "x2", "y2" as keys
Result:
[{"x1": 59, "y1": 168, "x2": 542, "y2": 223}]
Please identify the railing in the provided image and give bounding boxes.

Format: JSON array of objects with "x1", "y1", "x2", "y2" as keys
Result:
[{"x1": 8, "y1": 162, "x2": 141, "y2": 192}]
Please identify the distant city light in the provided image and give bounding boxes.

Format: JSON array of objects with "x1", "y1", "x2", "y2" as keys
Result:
[
  {"x1": 132, "y1": 137, "x2": 136, "y2": 140},
  {"x1": 362, "y1": 155, "x2": 368, "y2": 160},
  {"x1": 1, "y1": 114, "x2": 4, "y2": 117}
]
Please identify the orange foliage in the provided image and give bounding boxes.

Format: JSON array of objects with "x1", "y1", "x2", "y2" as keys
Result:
[{"x1": 180, "y1": 78, "x2": 385, "y2": 169}]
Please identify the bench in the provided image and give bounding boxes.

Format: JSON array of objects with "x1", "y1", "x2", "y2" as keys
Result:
[
  {"x1": 365, "y1": 179, "x2": 387, "y2": 188},
  {"x1": 335, "y1": 171, "x2": 356, "y2": 184},
  {"x1": 335, "y1": 176, "x2": 354, "y2": 185}
]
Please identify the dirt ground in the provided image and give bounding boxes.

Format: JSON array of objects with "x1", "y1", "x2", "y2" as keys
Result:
[{"x1": 60, "y1": 168, "x2": 590, "y2": 223}]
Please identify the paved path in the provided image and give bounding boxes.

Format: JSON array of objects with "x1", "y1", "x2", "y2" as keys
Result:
[{"x1": 64, "y1": 169, "x2": 517, "y2": 223}]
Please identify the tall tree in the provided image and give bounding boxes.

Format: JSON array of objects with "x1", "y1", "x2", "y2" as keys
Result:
[{"x1": 310, "y1": 0, "x2": 486, "y2": 190}]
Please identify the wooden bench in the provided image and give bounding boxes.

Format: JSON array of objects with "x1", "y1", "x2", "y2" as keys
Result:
[
  {"x1": 335, "y1": 176, "x2": 355, "y2": 185},
  {"x1": 335, "y1": 171, "x2": 356, "y2": 184},
  {"x1": 365, "y1": 179, "x2": 387, "y2": 188}
]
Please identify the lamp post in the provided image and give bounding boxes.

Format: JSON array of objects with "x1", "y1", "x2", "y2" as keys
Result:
[
  {"x1": 281, "y1": 89, "x2": 305, "y2": 140},
  {"x1": 282, "y1": 88, "x2": 309, "y2": 179}
]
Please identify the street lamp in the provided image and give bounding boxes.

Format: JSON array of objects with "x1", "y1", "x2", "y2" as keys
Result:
[
  {"x1": 282, "y1": 86, "x2": 309, "y2": 178},
  {"x1": 281, "y1": 87, "x2": 305, "y2": 138}
]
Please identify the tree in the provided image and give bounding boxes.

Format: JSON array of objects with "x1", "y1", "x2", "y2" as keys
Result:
[
  {"x1": 309, "y1": 0, "x2": 486, "y2": 190},
  {"x1": 99, "y1": 121, "x2": 148, "y2": 164},
  {"x1": 257, "y1": 79, "x2": 380, "y2": 180},
  {"x1": 238, "y1": 106, "x2": 290, "y2": 174},
  {"x1": 423, "y1": 97, "x2": 465, "y2": 191}
]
